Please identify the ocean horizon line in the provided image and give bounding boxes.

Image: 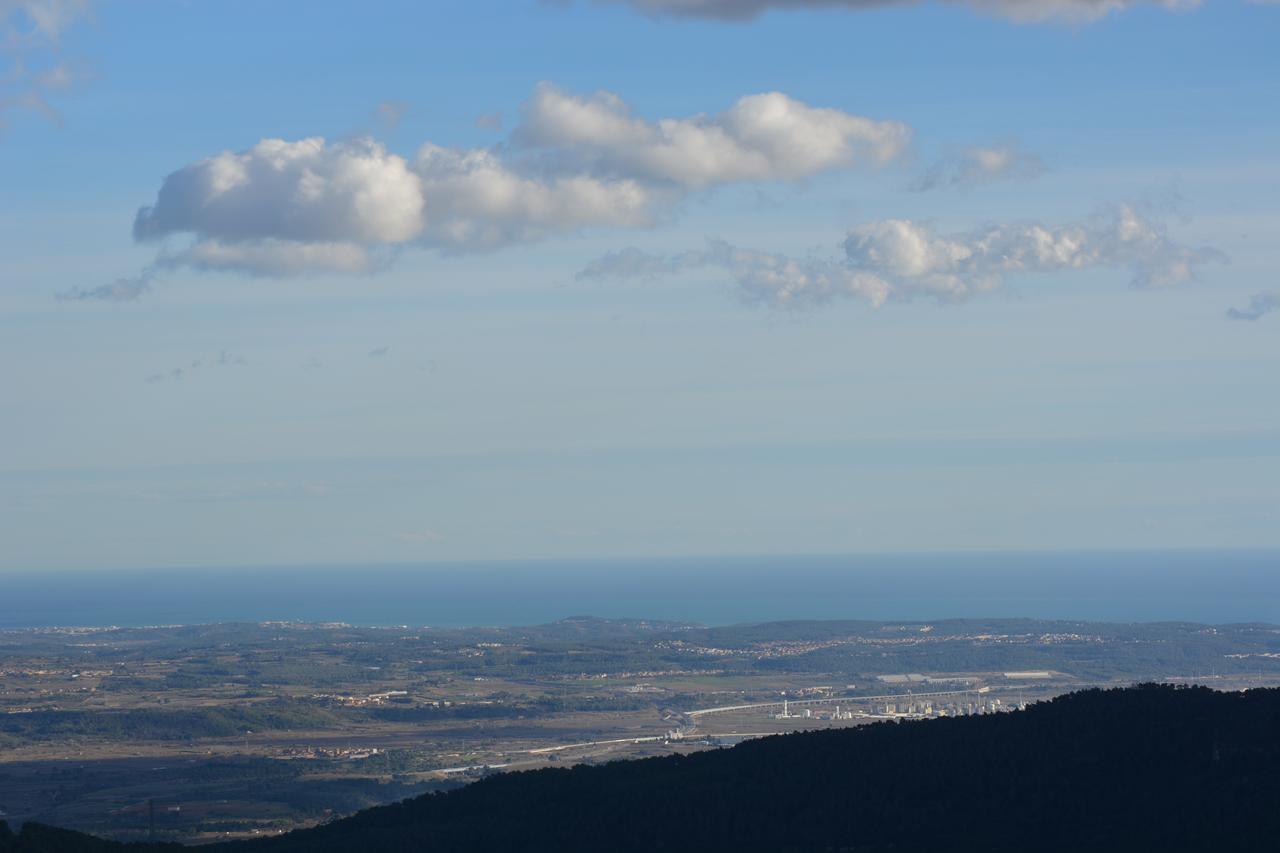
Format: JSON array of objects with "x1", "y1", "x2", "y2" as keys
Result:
[{"x1": 2, "y1": 550, "x2": 1277, "y2": 630}]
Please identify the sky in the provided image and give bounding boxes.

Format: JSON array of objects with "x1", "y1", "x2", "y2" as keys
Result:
[{"x1": 1, "y1": 0, "x2": 1278, "y2": 572}]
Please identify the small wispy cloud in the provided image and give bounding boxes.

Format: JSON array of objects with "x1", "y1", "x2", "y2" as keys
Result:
[
  {"x1": 911, "y1": 144, "x2": 1044, "y2": 191},
  {"x1": 576, "y1": 246, "x2": 700, "y2": 281},
  {"x1": 145, "y1": 369, "x2": 181, "y2": 384},
  {"x1": 1226, "y1": 291, "x2": 1280, "y2": 322},
  {"x1": 474, "y1": 111, "x2": 503, "y2": 131},
  {"x1": 1, "y1": 1, "x2": 92, "y2": 133},
  {"x1": 2, "y1": 1, "x2": 92, "y2": 40},
  {"x1": 215, "y1": 349, "x2": 247, "y2": 366},
  {"x1": 56, "y1": 270, "x2": 154, "y2": 303},
  {"x1": 368, "y1": 345, "x2": 391, "y2": 358},
  {"x1": 375, "y1": 99, "x2": 406, "y2": 129},
  {"x1": 143, "y1": 349, "x2": 247, "y2": 383}
]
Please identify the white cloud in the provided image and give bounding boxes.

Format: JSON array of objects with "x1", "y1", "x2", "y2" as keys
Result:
[
  {"x1": 135, "y1": 137, "x2": 425, "y2": 247},
  {"x1": 841, "y1": 205, "x2": 1224, "y2": 294},
  {"x1": 95, "y1": 85, "x2": 907, "y2": 285},
  {"x1": 413, "y1": 143, "x2": 658, "y2": 251},
  {"x1": 159, "y1": 238, "x2": 379, "y2": 277},
  {"x1": 707, "y1": 240, "x2": 892, "y2": 307},
  {"x1": 579, "y1": 205, "x2": 1224, "y2": 309},
  {"x1": 911, "y1": 144, "x2": 1044, "y2": 191},
  {"x1": 132, "y1": 136, "x2": 422, "y2": 276},
  {"x1": 603, "y1": 0, "x2": 1199, "y2": 23},
  {"x1": 517, "y1": 84, "x2": 909, "y2": 188}
]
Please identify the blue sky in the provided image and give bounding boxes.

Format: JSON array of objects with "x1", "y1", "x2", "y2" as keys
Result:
[{"x1": 2, "y1": 0, "x2": 1278, "y2": 571}]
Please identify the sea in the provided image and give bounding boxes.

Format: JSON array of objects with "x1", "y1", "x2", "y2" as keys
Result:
[{"x1": 1, "y1": 550, "x2": 1277, "y2": 629}]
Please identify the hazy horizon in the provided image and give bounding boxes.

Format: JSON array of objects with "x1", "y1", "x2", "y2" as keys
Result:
[{"x1": 4, "y1": 549, "x2": 1277, "y2": 629}]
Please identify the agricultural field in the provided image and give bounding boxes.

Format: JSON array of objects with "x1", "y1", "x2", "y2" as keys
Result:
[{"x1": 2, "y1": 617, "x2": 1278, "y2": 842}]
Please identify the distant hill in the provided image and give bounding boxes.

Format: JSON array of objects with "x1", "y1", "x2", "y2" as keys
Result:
[{"x1": 4, "y1": 684, "x2": 1279, "y2": 852}]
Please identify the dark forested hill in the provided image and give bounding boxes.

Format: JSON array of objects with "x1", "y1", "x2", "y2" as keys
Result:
[{"x1": 4, "y1": 684, "x2": 1279, "y2": 853}]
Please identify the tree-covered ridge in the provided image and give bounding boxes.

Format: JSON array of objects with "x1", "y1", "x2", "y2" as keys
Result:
[{"x1": 5, "y1": 684, "x2": 1279, "y2": 852}]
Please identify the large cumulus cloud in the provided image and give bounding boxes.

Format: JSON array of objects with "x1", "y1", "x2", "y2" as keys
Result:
[
  {"x1": 132, "y1": 137, "x2": 424, "y2": 275},
  {"x1": 516, "y1": 84, "x2": 908, "y2": 188},
  {"x1": 134, "y1": 138, "x2": 425, "y2": 246},
  {"x1": 411, "y1": 143, "x2": 656, "y2": 251},
  {"x1": 99, "y1": 85, "x2": 908, "y2": 286}
]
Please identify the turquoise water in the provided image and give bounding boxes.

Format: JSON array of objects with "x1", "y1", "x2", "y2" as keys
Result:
[{"x1": 1, "y1": 550, "x2": 1277, "y2": 628}]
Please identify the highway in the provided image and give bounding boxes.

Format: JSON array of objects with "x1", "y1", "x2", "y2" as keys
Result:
[{"x1": 525, "y1": 735, "x2": 666, "y2": 755}]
